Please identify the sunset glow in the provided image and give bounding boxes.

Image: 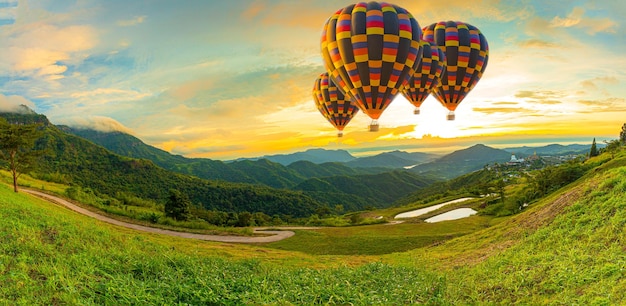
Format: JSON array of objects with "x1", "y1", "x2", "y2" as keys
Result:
[{"x1": 1, "y1": 0, "x2": 624, "y2": 159}]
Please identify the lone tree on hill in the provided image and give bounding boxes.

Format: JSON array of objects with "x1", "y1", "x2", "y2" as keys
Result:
[
  {"x1": 620, "y1": 123, "x2": 626, "y2": 144},
  {"x1": 0, "y1": 118, "x2": 45, "y2": 193},
  {"x1": 165, "y1": 189, "x2": 192, "y2": 221},
  {"x1": 589, "y1": 138, "x2": 599, "y2": 157}
]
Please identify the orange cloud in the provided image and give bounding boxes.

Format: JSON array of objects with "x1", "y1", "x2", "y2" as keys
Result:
[
  {"x1": 517, "y1": 39, "x2": 560, "y2": 48},
  {"x1": 472, "y1": 107, "x2": 536, "y2": 114}
]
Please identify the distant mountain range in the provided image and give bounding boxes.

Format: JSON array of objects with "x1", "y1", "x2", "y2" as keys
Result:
[
  {"x1": 65, "y1": 126, "x2": 594, "y2": 184},
  {"x1": 62, "y1": 127, "x2": 438, "y2": 209},
  {"x1": 3, "y1": 106, "x2": 598, "y2": 217},
  {"x1": 239, "y1": 148, "x2": 356, "y2": 165},
  {"x1": 240, "y1": 148, "x2": 438, "y2": 168},
  {"x1": 409, "y1": 144, "x2": 512, "y2": 179},
  {"x1": 504, "y1": 143, "x2": 598, "y2": 156}
]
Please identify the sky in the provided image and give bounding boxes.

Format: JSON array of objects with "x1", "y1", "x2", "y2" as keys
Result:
[{"x1": 0, "y1": 0, "x2": 624, "y2": 159}]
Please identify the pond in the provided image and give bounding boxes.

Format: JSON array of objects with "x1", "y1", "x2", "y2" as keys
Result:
[
  {"x1": 394, "y1": 198, "x2": 474, "y2": 219},
  {"x1": 424, "y1": 208, "x2": 478, "y2": 223}
]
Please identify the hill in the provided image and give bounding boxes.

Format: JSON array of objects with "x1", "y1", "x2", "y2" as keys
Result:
[
  {"x1": 344, "y1": 150, "x2": 437, "y2": 169},
  {"x1": 63, "y1": 127, "x2": 385, "y2": 188},
  {"x1": 1, "y1": 147, "x2": 624, "y2": 304},
  {"x1": 62, "y1": 126, "x2": 437, "y2": 209},
  {"x1": 247, "y1": 148, "x2": 357, "y2": 165},
  {"x1": 409, "y1": 144, "x2": 512, "y2": 179},
  {"x1": 3, "y1": 112, "x2": 323, "y2": 217},
  {"x1": 293, "y1": 170, "x2": 436, "y2": 211},
  {"x1": 504, "y1": 143, "x2": 598, "y2": 156}
]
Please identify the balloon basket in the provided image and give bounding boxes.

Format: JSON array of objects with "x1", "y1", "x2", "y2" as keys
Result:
[
  {"x1": 337, "y1": 131, "x2": 344, "y2": 137},
  {"x1": 413, "y1": 108, "x2": 420, "y2": 115},
  {"x1": 447, "y1": 111, "x2": 455, "y2": 121},
  {"x1": 369, "y1": 120, "x2": 379, "y2": 132}
]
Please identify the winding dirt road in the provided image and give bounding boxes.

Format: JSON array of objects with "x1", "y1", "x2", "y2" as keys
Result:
[{"x1": 23, "y1": 189, "x2": 298, "y2": 243}]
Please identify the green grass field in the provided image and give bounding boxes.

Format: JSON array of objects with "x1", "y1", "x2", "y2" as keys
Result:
[{"x1": 1, "y1": 150, "x2": 625, "y2": 304}]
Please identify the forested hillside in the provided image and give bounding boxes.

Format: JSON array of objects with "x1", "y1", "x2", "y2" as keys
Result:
[
  {"x1": 63, "y1": 125, "x2": 437, "y2": 210},
  {"x1": 3, "y1": 112, "x2": 324, "y2": 217}
]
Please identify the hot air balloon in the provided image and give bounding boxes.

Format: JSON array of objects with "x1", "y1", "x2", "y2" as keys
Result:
[
  {"x1": 422, "y1": 21, "x2": 489, "y2": 120},
  {"x1": 320, "y1": 2, "x2": 422, "y2": 131},
  {"x1": 401, "y1": 40, "x2": 446, "y2": 115},
  {"x1": 312, "y1": 72, "x2": 360, "y2": 137}
]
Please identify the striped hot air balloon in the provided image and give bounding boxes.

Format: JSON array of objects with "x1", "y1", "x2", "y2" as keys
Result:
[
  {"x1": 401, "y1": 40, "x2": 446, "y2": 115},
  {"x1": 312, "y1": 72, "x2": 360, "y2": 137},
  {"x1": 422, "y1": 21, "x2": 489, "y2": 120},
  {"x1": 320, "y1": 1, "x2": 422, "y2": 131}
]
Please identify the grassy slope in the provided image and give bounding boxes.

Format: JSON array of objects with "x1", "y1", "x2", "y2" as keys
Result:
[
  {"x1": 0, "y1": 151, "x2": 624, "y2": 304},
  {"x1": 388, "y1": 152, "x2": 626, "y2": 304}
]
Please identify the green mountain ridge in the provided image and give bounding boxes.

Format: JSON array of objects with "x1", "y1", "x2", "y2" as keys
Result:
[
  {"x1": 3, "y1": 110, "x2": 436, "y2": 216},
  {"x1": 410, "y1": 144, "x2": 512, "y2": 179},
  {"x1": 3, "y1": 112, "x2": 323, "y2": 217},
  {"x1": 62, "y1": 125, "x2": 439, "y2": 210}
]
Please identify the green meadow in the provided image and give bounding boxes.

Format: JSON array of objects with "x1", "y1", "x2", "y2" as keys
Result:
[{"x1": 0, "y1": 150, "x2": 625, "y2": 304}]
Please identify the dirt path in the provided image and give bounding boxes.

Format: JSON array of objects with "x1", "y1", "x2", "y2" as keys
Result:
[{"x1": 23, "y1": 189, "x2": 300, "y2": 243}]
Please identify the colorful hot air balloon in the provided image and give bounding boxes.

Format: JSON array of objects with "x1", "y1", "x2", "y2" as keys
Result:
[
  {"x1": 320, "y1": 2, "x2": 422, "y2": 131},
  {"x1": 312, "y1": 72, "x2": 360, "y2": 137},
  {"x1": 401, "y1": 40, "x2": 446, "y2": 115},
  {"x1": 422, "y1": 21, "x2": 489, "y2": 120}
]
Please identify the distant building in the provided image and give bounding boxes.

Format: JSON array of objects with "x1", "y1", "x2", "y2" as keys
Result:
[
  {"x1": 507, "y1": 154, "x2": 524, "y2": 165},
  {"x1": 526, "y1": 151, "x2": 540, "y2": 162}
]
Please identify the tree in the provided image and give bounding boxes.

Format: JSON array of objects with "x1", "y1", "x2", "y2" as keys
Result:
[
  {"x1": 604, "y1": 139, "x2": 622, "y2": 159},
  {"x1": 164, "y1": 189, "x2": 192, "y2": 221},
  {"x1": 620, "y1": 123, "x2": 626, "y2": 144},
  {"x1": 0, "y1": 119, "x2": 44, "y2": 192},
  {"x1": 589, "y1": 138, "x2": 599, "y2": 157}
]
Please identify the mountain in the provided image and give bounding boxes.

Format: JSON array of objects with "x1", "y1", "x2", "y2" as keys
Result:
[
  {"x1": 293, "y1": 170, "x2": 436, "y2": 211},
  {"x1": 48, "y1": 122, "x2": 435, "y2": 213},
  {"x1": 345, "y1": 150, "x2": 437, "y2": 169},
  {"x1": 63, "y1": 128, "x2": 254, "y2": 183},
  {"x1": 286, "y1": 160, "x2": 361, "y2": 178},
  {"x1": 64, "y1": 128, "x2": 403, "y2": 187},
  {"x1": 238, "y1": 148, "x2": 357, "y2": 165},
  {"x1": 4, "y1": 112, "x2": 324, "y2": 217},
  {"x1": 503, "y1": 143, "x2": 599, "y2": 156},
  {"x1": 409, "y1": 144, "x2": 512, "y2": 179}
]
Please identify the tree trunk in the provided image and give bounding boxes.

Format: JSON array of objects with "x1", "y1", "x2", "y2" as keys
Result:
[
  {"x1": 13, "y1": 172, "x2": 18, "y2": 193},
  {"x1": 10, "y1": 150, "x2": 18, "y2": 193}
]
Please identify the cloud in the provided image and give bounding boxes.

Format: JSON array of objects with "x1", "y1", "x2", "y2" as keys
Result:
[
  {"x1": 515, "y1": 90, "x2": 566, "y2": 100},
  {"x1": 517, "y1": 39, "x2": 560, "y2": 48},
  {"x1": 117, "y1": 15, "x2": 147, "y2": 27},
  {"x1": 241, "y1": 1, "x2": 265, "y2": 20},
  {"x1": 69, "y1": 88, "x2": 151, "y2": 103},
  {"x1": 398, "y1": 0, "x2": 532, "y2": 23},
  {"x1": 472, "y1": 107, "x2": 536, "y2": 114},
  {"x1": 580, "y1": 76, "x2": 619, "y2": 90},
  {"x1": 549, "y1": 7, "x2": 618, "y2": 35},
  {"x1": 57, "y1": 115, "x2": 134, "y2": 134},
  {"x1": 492, "y1": 102, "x2": 519, "y2": 106},
  {"x1": 0, "y1": 94, "x2": 36, "y2": 113},
  {"x1": 4, "y1": 24, "x2": 96, "y2": 81}
]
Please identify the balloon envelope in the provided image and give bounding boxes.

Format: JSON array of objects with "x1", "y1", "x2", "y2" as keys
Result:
[
  {"x1": 320, "y1": 2, "x2": 422, "y2": 128},
  {"x1": 401, "y1": 40, "x2": 446, "y2": 114},
  {"x1": 312, "y1": 72, "x2": 359, "y2": 136},
  {"x1": 422, "y1": 21, "x2": 489, "y2": 116}
]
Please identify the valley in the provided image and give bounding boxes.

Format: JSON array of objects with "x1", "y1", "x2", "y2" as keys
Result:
[{"x1": 1, "y1": 109, "x2": 624, "y2": 304}]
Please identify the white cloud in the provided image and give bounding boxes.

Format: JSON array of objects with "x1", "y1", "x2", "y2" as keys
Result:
[
  {"x1": 549, "y1": 7, "x2": 618, "y2": 34},
  {"x1": 117, "y1": 15, "x2": 147, "y2": 27},
  {"x1": 56, "y1": 115, "x2": 134, "y2": 134},
  {"x1": 0, "y1": 94, "x2": 36, "y2": 113}
]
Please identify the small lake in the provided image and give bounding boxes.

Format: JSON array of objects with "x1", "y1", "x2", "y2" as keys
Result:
[
  {"x1": 424, "y1": 208, "x2": 478, "y2": 223},
  {"x1": 394, "y1": 198, "x2": 474, "y2": 219}
]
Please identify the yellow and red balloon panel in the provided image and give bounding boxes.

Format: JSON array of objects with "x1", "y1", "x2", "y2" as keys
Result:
[{"x1": 321, "y1": 2, "x2": 423, "y2": 126}]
